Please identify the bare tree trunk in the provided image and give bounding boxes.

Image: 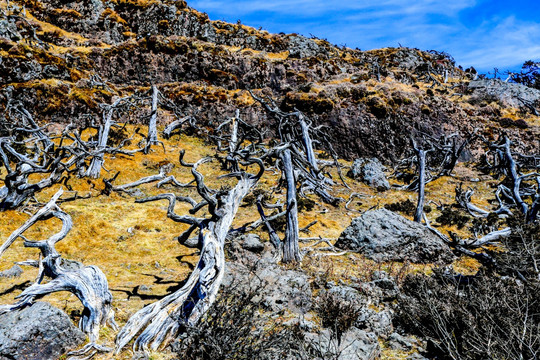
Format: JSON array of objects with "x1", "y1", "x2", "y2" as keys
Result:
[
  {"x1": 414, "y1": 148, "x2": 427, "y2": 223},
  {"x1": 298, "y1": 114, "x2": 320, "y2": 177},
  {"x1": 256, "y1": 197, "x2": 282, "y2": 251},
  {"x1": 144, "y1": 85, "x2": 159, "y2": 154},
  {"x1": 0, "y1": 189, "x2": 117, "y2": 356},
  {"x1": 85, "y1": 109, "x2": 114, "y2": 179},
  {"x1": 281, "y1": 149, "x2": 301, "y2": 263},
  {"x1": 502, "y1": 137, "x2": 528, "y2": 215}
]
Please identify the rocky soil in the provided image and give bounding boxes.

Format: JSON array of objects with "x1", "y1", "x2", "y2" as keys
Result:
[
  {"x1": 1, "y1": 0, "x2": 538, "y2": 163},
  {"x1": 0, "y1": 0, "x2": 539, "y2": 359}
]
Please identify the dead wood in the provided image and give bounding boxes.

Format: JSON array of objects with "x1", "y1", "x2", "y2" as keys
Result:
[{"x1": 0, "y1": 189, "x2": 117, "y2": 357}]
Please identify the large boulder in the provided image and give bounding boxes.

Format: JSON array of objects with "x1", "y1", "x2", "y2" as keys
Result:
[
  {"x1": 468, "y1": 79, "x2": 540, "y2": 109},
  {"x1": 335, "y1": 209, "x2": 454, "y2": 263},
  {"x1": 0, "y1": 302, "x2": 86, "y2": 360},
  {"x1": 347, "y1": 158, "x2": 390, "y2": 191}
]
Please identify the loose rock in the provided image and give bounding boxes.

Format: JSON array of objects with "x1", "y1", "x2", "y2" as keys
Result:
[{"x1": 348, "y1": 158, "x2": 390, "y2": 191}]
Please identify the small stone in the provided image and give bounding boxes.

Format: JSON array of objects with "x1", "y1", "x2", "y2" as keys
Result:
[
  {"x1": 239, "y1": 234, "x2": 264, "y2": 253},
  {"x1": 0, "y1": 265, "x2": 23, "y2": 278},
  {"x1": 347, "y1": 158, "x2": 390, "y2": 191}
]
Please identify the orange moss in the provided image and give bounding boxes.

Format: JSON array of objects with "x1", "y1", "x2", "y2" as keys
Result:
[
  {"x1": 101, "y1": 8, "x2": 128, "y2": 26},
  {"x1": 50, "y1": 8, "x2": 82, "y2": 18}
]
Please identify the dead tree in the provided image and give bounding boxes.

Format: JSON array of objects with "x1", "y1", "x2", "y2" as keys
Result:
[
  {"x1": 0, "y1": 189, "x2": 117, "y2": 357},
  {"x1": 455, "y1": 183, "x2": 512, "y2": 218},
  {"x1": 410, "y1": 137, "x2": 432, "y2": 222},
  {"x1": 84, "y1": 96, "x2": 138, "y2": 178},
  {"x1": 395, "y1": 130, "x2": 478, "y2": 191},
  {"x1": 435, "y1": 130, "x2": 478, "y2": 177},
  {"x1": 0, "y1": 124, "x2": 91, "y2": 210},
  {"x1": 486, "y1": 136, "x2": 539, "y2": 223},
  {"x1": 394, "y1": 130, "x2": 478, "y2": 222},
  {"x1": 143, "y1": 85, "x2": 163, "y2": 154},
  {"x1": 281, "y1": 148, "x2": 301, "y2": 263},
  {"x1": 104, "y1": 162, "x2": 193, "y2": 195},
  {"x1": 249, "y1": 91, "x2": 344, "y2": 262},
  {"x1": 114, "y1": 114, "x2": 264, "y2": 352}
]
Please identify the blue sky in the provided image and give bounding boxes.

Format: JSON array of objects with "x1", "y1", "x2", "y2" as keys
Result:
[{"x1": 189, "y1": 0, "x2": 540, "y2": 73}]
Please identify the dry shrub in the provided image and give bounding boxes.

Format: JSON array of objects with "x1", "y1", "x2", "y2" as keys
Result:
[
  {"x1": 384, "y1": 198, "x2": 416, "y2": 216},
  {"x1": 436, "y1": 206, "x2": 471, "y2": 229},
  {"x1": 172, "y1": 283, "x2": 303, "y2": 360},
  {"x1": 314, "y1": 290, "x2": 364, "y2": 345},
  {"x1": 397, "y1": 220, "x2": 540, "y2": 360}
]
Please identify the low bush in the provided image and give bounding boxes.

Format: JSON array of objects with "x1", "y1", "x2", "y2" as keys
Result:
[{"x1": 397, "y1": 221, "x2": 540, "y2": 360}]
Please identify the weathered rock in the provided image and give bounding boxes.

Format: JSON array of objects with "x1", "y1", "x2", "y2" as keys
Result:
[
  {"x1": 335, "y1": 209, "x2": 454, "y2": 263},
  {"x1": 305, "y1": 327, "x2": 380, "y2": 359},
  {"x1": 388, "y1": 332, "x2": 416, "y2": 351},
  {"x1": 356, "y1": 271, "x2": 399, "y2": 302},
  {"x1": 224, "y1": 255, "x2": 311, "y2": 314},
  {"x1": 326, "y1": 284, "x2": 364, "y2": 303},
  {"x1": 356, "y1": 307, "x2": 394, "y2": 338},
  {"x1": 0, "y1": 264, "x2": 23, "y2": 278},
  {"x1": 468, "y1": 79, "x2": 540, "y2": 109},
  {"x1": 0, "y1": 302, "x2": 86, "y2": 360},
  {"x1": 288, "y1": 35, "x2": 325, "y2": 59},
  {"x1": 238, "y1": 233, "x2": 265, "y2": 253},
  {"x1": 347, "y1": 158, "x2": 390, "y2": 191}
]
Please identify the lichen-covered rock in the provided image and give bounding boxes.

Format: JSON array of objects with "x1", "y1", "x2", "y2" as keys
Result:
[
  {"x1": 335, "y1": 209, "x2": 454, "y2": 263},
  {"x1": 224, "y1": 255, "x2": 311, "y2": 314},
  {"x1": 468, "y1": 78, "x2": 540, "y2": 109},
  {"x1": 0, "y1": 264, "x2": 23, "y2": 278},
  {"x1": 0, "y1": 302, "x2": 86, "y2": 360},
  {"x1": 347, "y1": 157, "x2": 390, "y2": 191}
]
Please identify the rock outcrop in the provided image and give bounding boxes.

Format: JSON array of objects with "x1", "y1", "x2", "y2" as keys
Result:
[
  {"x1": 335, "y1": 209, "x2": 454, "y2": 263},
  {"x1": 468, "y1": 78, "x2": 540, "y2": 109},
  {"x1": 0, "y1": 302, "x2": 86, "y2": 360}
]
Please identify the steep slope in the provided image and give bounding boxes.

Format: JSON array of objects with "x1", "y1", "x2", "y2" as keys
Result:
[{"x1": 1, "y1": 0, "x2": 538, "y2": 163}]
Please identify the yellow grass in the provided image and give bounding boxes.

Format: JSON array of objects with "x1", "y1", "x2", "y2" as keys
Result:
[{"x1": 0, "y1": 122, "x2": 503, "y2": 358}]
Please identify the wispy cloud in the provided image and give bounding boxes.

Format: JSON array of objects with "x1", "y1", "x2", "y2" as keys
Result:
[{"x1": 189, "y1": 0, "x2": 540, "y2": 71}]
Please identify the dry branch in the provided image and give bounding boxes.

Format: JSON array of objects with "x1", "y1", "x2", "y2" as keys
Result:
[{"x1": 0, "y1": 189, "x2": 117, "y2": 357}]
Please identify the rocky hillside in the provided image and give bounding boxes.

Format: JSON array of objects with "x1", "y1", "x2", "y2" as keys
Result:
[
  {"x1": 1, "y1": 0, "x2": 538, "y2": 162},
  {"x1": 0, "y1": 1, "x2": 539, "y2": 359}
]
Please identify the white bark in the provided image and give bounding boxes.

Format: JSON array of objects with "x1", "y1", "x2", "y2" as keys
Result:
[
  {"x1": 115, "y1": 158, "x2": 261, "y2": 352},
  {"x1": 0, "y1": 189, "x2": 117, "y2": 355},
  {"x1": 144, "y1": 85, "x2": 159, "y2": 154}
]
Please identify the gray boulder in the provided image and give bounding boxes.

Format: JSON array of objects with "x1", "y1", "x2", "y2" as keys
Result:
[
  {"x1": 239, "y1": 234, "x2": 265, "y2": 253},
  {"x1": 335, "y1": 209, "x2": 454, "y2": 263},
  {"x1": 0, "y1": 265, "x2": 23, "y2": 278},
  {"x1": 0, "y1": 302, "x2": 86, "y2": 360},
  {"x1": 224, "y1": 256, "x2": 311, "y2": 314},
  {"x1": 468, "y1": 78, "x2": 540, "y2": 109},
  {"x1": 305, "y1": 327, "x2": 380, "y2": 359},
  {"x1": 347, "y1": 158, "x2": 390, "y2": 191}
]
